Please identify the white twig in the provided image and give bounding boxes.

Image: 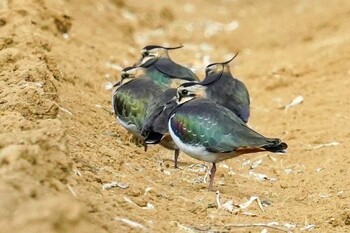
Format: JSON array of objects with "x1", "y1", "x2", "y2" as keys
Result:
[
  {"x1": 95, "y1": 104, "x2": 114, "y2": 114},
  {"x1": 241, "y1": 159, "x2": 251, "y2": 167},
  {"x1": 102, "y1": 181, "x2": 128, "y2": 190},
  {"x1": 312, "y1": 141, "x2": 339, "y2": 149},
  {"x1": 300, "y1": 224, "x2": 316, "y2": 231},
  {"x1": 251, "y1": 159, "x2": 263, "y2": 169},
  {"x1": 216, "y1": 191, "x2": 264, "y2": 214},
  {"x1": 123, "y1": 196, "x2": 154, "y2": 210},
  {"x1": 248, "y1": 171, "x2": 277, "y2": 182},
  {"x1": 215, "y1": 191, "x2": 222, "y2": 208},
  {"x1": 237, "y1": 196, "x2": 265, "y2": 213},
  {"x1": 114, "y1": 217, "x2": 147, "y2": 230},
  {"x1": 175, "y1": 222, "x2": 203, "y2": 232},
  {"x1": 284, "y1": 95, "x2": 304, "y2": 110},
  {"x1": 144, "y1": 187, "x2": 152, "y2": 195},
  {"x1": 241, "y1": 211, "x2": 258, "y2": 217},
  {"x1": 216, "y1": 190, "x2": 236, "y2": 213},
  {"x1": 67, "y1": 184, "x2": 77, "y2": 197},
  {"x1": 203, "y1": 170, "x2": 210, "y2": 183},
  {"x1": 187, "y1": 164, "x2": 208, "y2": 173},
  {"x1": 73, "y1": 168, "x2": 82, "y2": 176},
  {"x1": 59, "y1": 106, "x2": 73, "y2": 115}
]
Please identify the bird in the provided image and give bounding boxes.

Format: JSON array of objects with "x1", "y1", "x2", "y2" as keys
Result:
[
  {"x1": 112, "y1": 66, "x2": 164, "y2": 149},
  {"x1": 134, "y1": 44, "x2": 199, "y2": 88},
  {"x1": 167, "y1": 82, "x2": 287, "y2": 190},
  {"x1": 141, "y1": 54, "x2": 250, "y2": 168},
  {"x1": 203, "y1": 53, "x2": 250, "y2": 123}
]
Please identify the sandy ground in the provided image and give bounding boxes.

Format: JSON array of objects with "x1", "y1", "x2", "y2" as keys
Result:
[{"x1": 1, "y1": 0, "x2": 350, "y2": 232}]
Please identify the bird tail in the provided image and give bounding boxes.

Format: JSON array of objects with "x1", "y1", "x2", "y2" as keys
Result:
[
  {"x1": 144, "y1": 132, "x2": 163, "y2": 144},
  {"x1": 263, "y1": 138, "x2": 288, "y2": 153}
]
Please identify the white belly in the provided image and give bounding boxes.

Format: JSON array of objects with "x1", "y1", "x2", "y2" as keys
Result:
[{"x1": 116, "y1": 116, "x2": 141, "y2": 136}]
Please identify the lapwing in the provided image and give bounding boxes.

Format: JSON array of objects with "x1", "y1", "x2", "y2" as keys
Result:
[
  {"x1": 112, "y1": 66, "x2": 163, "y2": 149},
  {"x1": 168, "y1": 83, "x2": 287, "y2": 190},
  {"x1": 203, "y1": 53, "x2": 250, "y2": 123}
]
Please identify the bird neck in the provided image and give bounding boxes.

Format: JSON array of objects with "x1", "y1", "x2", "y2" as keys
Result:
[
  {"x1": 145, "y1": 69, "x2": 171, "y2": 88},
  {"x1": 222, "y1": 64, "x2": 231, "y2": 74}
]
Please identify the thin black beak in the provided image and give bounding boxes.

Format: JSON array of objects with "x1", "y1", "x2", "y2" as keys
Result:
[{"x1": 113, "y1": 81, "x2": 121, "y2": 88}]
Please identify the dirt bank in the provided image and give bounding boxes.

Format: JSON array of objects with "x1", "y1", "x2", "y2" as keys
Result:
[{"x1": 0, "y1": 0, "x2": 349, "y2": 232}]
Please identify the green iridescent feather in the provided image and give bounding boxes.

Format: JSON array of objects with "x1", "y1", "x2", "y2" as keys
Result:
[
  {"x1": 113, "y1": 78, "x2": 163, "y2": 130},
  {"x1": 170, "y1": 99, "x2": 278, "y2": 153},
  {"x1": 143, "y1": 57, "x2": 199, "y2": 89}
]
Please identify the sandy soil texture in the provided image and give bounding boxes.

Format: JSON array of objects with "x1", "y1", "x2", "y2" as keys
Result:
[{"x1": 1, "y1": 0, "x2": 349, "y2": 232}]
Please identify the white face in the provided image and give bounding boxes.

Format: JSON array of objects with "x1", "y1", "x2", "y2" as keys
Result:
[
  {"x1": 141, "y1": 48, "x2": 161, "y2": 57},
  {"x1": 120, "y1": 67, "x2": 139, "y2": 85},
  {"x1": 138, "y1": 48, "x2": 164, "y2": 66},
  {"x1": 176, "y1": 84, "x2": 207, "y2": 104}
]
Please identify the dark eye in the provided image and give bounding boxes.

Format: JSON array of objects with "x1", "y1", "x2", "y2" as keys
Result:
[
  {"x1": 206, "y1": 65, "x2": 214, "y2": 72},
  {"x1": 121, "y1": 73, "x2": 129, "y2": 79},
  {"x1": 181, "y1": 89, "x2": 188, "y2": 95},
  {"x1": 142, "y1": 51, "x2": 149, "y2": 57}
]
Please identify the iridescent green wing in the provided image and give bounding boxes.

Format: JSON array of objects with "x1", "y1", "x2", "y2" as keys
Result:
[
  {"x1": 113, "y1": 78, "x2": 163, "y2": 129},
  {"x1": 170, "y1": 100, "x2": 270, "y2": 152},
  {"x1": 142, "y1": 65, "x2": 171, "y2": 88}
]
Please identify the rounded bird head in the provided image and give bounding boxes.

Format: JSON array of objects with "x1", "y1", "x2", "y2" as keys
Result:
[
  {"x1": 136, "y1": 44, "x2": 183, "y2": 67},
  {"x1": 176, "y1": 82, "x2": 207, "y2": 104},
  {"x1": 205, "y1": 53, "x2": 239, "y2": 76},
  {"x1": 114, "y1": 66, "x2": 146, "y2": 87},
  {"x1": 205, "y1": 63, "x2": 222, "y2": 76}
]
